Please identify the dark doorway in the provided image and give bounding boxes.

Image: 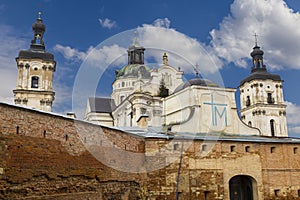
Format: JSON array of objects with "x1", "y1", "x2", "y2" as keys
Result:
[{"x1": 229, "y1": 175, "x2": 255, "y2": 200}]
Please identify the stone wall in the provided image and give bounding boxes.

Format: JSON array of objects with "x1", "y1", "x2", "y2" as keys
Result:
[
  {"x1": 0, "y1": 103, "x2": 146, "y2": 199},
  {"x1": 144, "y1": 138, "x2": 300, "y2": 200},
  {"x1": 1, "y1": 102, "x2": 300, "y2": 199}
]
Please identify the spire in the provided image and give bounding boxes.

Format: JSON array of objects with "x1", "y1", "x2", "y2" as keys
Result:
[
  {"x1": 194, "y1": 63, "x2": 200, "y2": 78},
  {"x1": 250, "y1": 34, "x2": 265, "y2": 73},
  {"x1": 38, "y1": 11, "x2": 42, "y2": 20},
  {"x1": 30, "y1": 11, "x2": 46, "y2": 51},
  {"x1": 254, "y1": 33, "x2": 258, "y2": 47},
  {"x1": 240, "y1": 36, "x2": 282, "y2": 86},
  {"x1": 127, "y1": 31, "x2": 145, "y2": 64},
  {"x1": 163, "y1": 52, "x2": 168, "y2": 65},
  {"x1": 133, "y1": 31, "x2": 140, "y2": 47}
]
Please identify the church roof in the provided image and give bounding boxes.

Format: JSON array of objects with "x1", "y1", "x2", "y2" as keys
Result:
[
  {"x1": 240, "y1": 68, "x2": 282, "y2": 86},
  {"x1": 115, "y1": 64, "x2": 151, "y2": 79},
  {"x1": 117, "y1": 127, "x2": 300, "y2": 143},
  {"x1": 173, "y1": 78, "x2": 219, "y2": 93},
  {"x1": 18, "y1": 50, "x2": 54, "y2": 61},
  {"x1": 240, "y1": 44, "x2": 282, "y2": 86},
  {"x1": 17, "y1": 12, "x2": 55, "y2": 62},
  {"x1": 88, "y1": 97, "x2": 116, "y2": 113}
]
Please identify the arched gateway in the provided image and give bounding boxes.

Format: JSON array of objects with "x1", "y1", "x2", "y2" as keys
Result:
[{"x1": 229, "y1": 175, "x2": 258, "y2": 200}]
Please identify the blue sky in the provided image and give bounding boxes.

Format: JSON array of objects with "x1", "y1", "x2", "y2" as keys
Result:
[{"x1": 1, "y1": 0, "x2": 300, "y2": 136}]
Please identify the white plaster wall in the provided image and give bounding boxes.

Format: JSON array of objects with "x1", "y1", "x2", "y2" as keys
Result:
[
  {"x1": 165, "y1": 86, "x2": 260, "y2": 135},
  {"x1": 240, "y1": 79, "x2": 287, "y2": 137},
  {"x1": 14, "y1": 58, "x2": 55, "y2": 112}
]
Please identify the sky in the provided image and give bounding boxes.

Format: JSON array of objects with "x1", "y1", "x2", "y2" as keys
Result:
[{"x1": 1, "y1": 0, "x2": 300, "y2": 136}]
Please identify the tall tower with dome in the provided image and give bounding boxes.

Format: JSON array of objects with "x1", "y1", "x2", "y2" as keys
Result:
[
  {"x1": 239, "y1": 40, "x2": 287, "y2": 137},
  {"x1": 13, "y1": 12, "x2": 56, "y2": 112}
]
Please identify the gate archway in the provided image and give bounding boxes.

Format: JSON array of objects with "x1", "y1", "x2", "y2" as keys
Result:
[{"x1": 229, "y1": 175, "x2": 258, "y2": 200}]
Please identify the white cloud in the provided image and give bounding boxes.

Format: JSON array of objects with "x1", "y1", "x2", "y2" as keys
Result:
[
  {"x1": 0, "y1": 25, "x2": 27, "y2": 104},
  {"x1": 136, "y1": 23, "x2": 223, "y2": 75},
  {"x1": 286, "y1": 101, "x2": 300, "y2": 135},
  {"x1": 53, "y1": 44, "x2": 127, "y2": 118},
  {"x1": 85, "y1": 45, "x2": 127, "y2": 67},
  {"x1": 98, "y1": 18, "x2": 117, "y2": 29},
  {"x1": 53, "y1": 44, "x2": 86, "y2": 61},
  {"x1": 56, "y1": 22, "x2": 224, "y2": 78},
  {"x1": 54, "y1": 44, "x2": 127, "y2": 68},
  {"x1": 153, "y1": 18, "x2": 171, "y2": 28},
  {"x1": 210, "y1": 0, "x2": 300, "y2": 70}
]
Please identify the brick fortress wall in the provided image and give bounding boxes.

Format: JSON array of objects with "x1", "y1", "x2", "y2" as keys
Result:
[
  {"x1": 0, "y1": 103, "x2": 147, "y2": 199},
  {"x1": 0, "y1": 102, "x2": 300, "y2": 199}
]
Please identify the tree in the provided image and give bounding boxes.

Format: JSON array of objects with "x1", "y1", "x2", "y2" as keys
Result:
[{"x1": 158, "y1": 78, "x2": 169, "y2": 98}]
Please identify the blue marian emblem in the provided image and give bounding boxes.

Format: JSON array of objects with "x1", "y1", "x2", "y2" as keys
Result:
[{"x1": 204, "y1": 94, "x2": 228, "y2": 127}]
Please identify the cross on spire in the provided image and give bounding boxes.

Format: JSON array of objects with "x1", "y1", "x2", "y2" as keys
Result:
[
  {"x1": 253, "y1": 33, "x2": 258, "y2": 46},
  {"x1": 133, "y1": 30, "x2": 140, "y2": 46},
  {"x1": 38, "y1": 11, "x2": 42, "y2": 20},
  {"x1": 194, "y1": 63, "x2": 200, "y2": 78}
]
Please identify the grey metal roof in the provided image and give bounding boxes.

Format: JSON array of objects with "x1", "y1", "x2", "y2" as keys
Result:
[
  {"x1": 118, "y1": 127, "x2": 300, "y2": 143},
  {"x1": 173, "y1": 78, "x2": 219, "y2": 93},
  {"x1": 240, "y1": 68, "x2": 282, "y2": 86},
  {"x1": 88, "y1": 97, "x2": 116, "y2": 113},
  {"x1": 18, "y1": 49, "x2": 54, "y2": 61}
]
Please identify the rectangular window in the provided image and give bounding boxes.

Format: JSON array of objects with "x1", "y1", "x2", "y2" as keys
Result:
[
  {"x1": 267, "y1": 93, "x2": 275, "y2": 104},
  {"x1": 293, "y1": 147, "x2": 298, "y2": 154},
  {"x1": 274, "y1": 189, "x2": 280, "y2": 197},
  {"x1": 271, "y1": 147, "x2": 276, "y2": 153},
  {"x1": 174, "y1": 144, "x2": 179, "y2": 151},
  {"x1": 31, "y1": 76, "x2": 39, "y2": 88},
  {"x1": 298, "y1": 189, "x2": 300, "y2": 197},
  {"x1": 202, "y1": 144, "x2": 207, "y2": 151},
  {"x1": 245, "y1": 146, "x2": 250, "y2": 152},
  {"x1": 204, "y1": 191, "x2": 210, "y2": 200},
  {"x1": 16, "y1": 126, "x2": 19, "y2": 134},
  {"x1": 230, "y1": 145, "x2": 236, "y2": 152}
]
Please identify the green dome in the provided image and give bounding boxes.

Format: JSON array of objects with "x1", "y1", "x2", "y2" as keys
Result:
[{"x1": 115, "y1": 64, "x2": 151, "y2": 79}]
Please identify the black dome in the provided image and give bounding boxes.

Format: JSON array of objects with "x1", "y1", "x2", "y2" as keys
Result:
[
  {"x1": 18, "y1": 50, "x2": 54, "y2": 61},
  {"x1": 173, "y1": 78, "x2": 219, "y2": 93},
  {"x1": 250, "y1": 46, "x2": 264, "y2": 57},
  {"x1": 240, "y1": 69, "x2": 281, "y2": 86},
  {"x1": 32, "y1": 19, "x2": 46, "y2": 32}
]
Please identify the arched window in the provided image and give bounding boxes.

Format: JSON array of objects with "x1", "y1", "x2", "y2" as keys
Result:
[
  {"x1": 270, "y1": 119, "x2": 275, "y2": 136},
  {"x1": 248, "y1": 121, "x2": 252, "y2": 126},
  {"x1": 267, "y1": 93, "x2": 274, "y2": 104},
  {"x1": 246, "y1": 96, "x2": 251, "y2": 107},
  {"x1": 31, "y1": 76, "x2": 39, "y2": 88}
]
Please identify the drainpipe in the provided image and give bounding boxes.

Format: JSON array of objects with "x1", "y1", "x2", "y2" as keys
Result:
[
  {"x1": 175, "y1": 142, "x2": 184, "y2": 200},
  {"x1": 127, "y1": 99, "x2": 133, "y2": 127}
]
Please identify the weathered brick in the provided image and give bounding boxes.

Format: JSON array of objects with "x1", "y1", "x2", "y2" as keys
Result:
[{"x1": 1, "y1": 103, "x2": 300, "y2": 199}]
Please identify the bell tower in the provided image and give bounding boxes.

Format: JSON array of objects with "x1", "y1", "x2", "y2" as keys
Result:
[
  {"x1": 13, "y1": 12, "x2": 56, "y2": 112},
  {"x1": 239, "y1": 38, "x2": 287, "y2": 137}
]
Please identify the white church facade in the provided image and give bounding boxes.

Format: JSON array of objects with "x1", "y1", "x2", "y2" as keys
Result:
[
  {"x1": 12, "y1": 13, "x2": 288, "y2": 138},
  {"x1": 84, "y1": 37, "x2": 288, "y2": 138}
]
